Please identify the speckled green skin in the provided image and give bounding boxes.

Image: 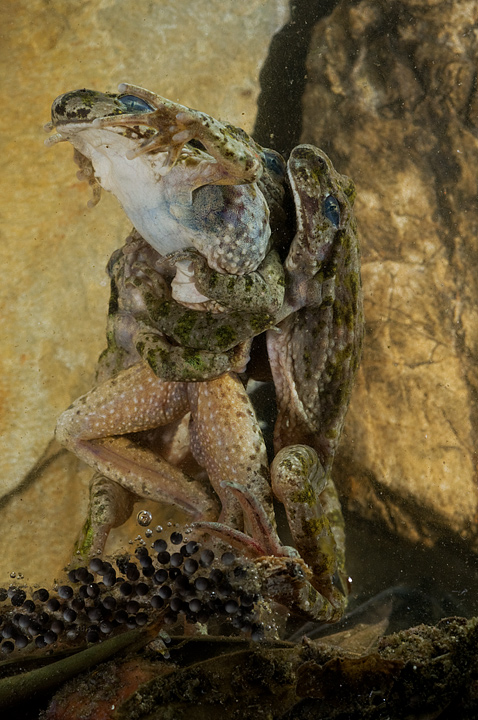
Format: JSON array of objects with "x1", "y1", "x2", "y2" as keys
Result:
[
  {"x1": 125, "y1": 248, "x2": 285, "y2": 352},
  {"x1": 96, "y1": 232, "x2": 284, "y2": 382},
  {"x1": 268, "y1": 144, "x2": 363, "y2": 473}
]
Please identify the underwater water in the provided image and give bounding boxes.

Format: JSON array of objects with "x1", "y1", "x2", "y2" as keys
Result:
[{"x1": 3, "y1": 0, "x2": 478, "y2": 717}]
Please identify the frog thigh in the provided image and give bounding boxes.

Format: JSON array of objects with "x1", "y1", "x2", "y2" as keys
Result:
[
  {"x1": 187, "y1": 373, "x2": 274, "y2": 533},
  {"x1": 268, "y1": 301, "x2": 359, "y2": 471},
  {"x1": 55, "y1": 362, "x2": 218, "y2": 521}
]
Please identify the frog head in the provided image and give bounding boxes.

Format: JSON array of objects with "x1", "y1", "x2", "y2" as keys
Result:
[
  {"x1": 285, "y1": 145, "x2": 357, "y2": 281},
  {"x1": 45, "y1": 85, "x2": 277, "y2": 277}
]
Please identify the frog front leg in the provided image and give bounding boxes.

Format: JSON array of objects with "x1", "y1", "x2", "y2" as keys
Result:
[
  {"x1": 127, "y1": 252, "x2": 285, "y2": 363},
  {"x1": 94, "y1": 83, "x2": 264, "y2": 184},
  {"x1": 55, "y1": 362, "x2": 220, "y2": 558},
  {"x1": 136, "y1": 289, "x2": 278, "y2": 359},
  {"x1": 134, "y1": 322, "x2": 252, "y2": 380},
  {"x1": 168, "y1": 248, "x2": 285, "y2": 314}
]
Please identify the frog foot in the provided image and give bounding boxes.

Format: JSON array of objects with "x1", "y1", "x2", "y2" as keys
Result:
[
  {"x1": 164, "y1": 248, "x2": 206, "y2": 268},
  {"x1": 192, "y1": 471, "x2": 347, "y2": 624},
  {"x1": 192, "y1": 481, "x2": 285, "y2": 558}
]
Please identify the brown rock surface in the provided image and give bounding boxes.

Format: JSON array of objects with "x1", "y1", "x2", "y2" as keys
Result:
[
  {"x1": 0, "y1": 0, "x2": 289, "y2": 583},
  {"x1": 302, "y1": 0, "x2": 478, "y2": 548}
]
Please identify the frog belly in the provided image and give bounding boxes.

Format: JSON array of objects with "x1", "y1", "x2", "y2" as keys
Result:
[{"x1": 68, "y1": 127, "x2": 192, "y2": 256}]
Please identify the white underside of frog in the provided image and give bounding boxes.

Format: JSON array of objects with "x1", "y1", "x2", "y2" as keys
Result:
[{"x1": 48, "y1": 85, "x2": 363, "y2": 625}]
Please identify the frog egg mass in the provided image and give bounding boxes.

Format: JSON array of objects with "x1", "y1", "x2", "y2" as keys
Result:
[{"x1": 0, "y1": 538, "x2": 263, "y2": 658}]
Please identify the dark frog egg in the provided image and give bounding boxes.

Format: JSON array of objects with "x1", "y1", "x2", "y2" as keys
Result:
[{"x1": 0, "y1": 538, "x2": 264, "y2": 657}]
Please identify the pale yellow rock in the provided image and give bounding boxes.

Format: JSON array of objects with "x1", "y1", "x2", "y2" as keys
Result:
[{"x1": 0, "y1": 0, "x2": 288, "y2": 583}]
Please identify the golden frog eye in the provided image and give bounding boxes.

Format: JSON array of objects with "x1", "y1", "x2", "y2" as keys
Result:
[{"x1": 118, "y1": 94, "x2": 155, "y2": 113}]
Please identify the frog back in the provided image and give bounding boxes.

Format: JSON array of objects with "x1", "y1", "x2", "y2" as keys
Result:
[{"x1": 267, "y1": 144, "x2": 364, "y2": 473}]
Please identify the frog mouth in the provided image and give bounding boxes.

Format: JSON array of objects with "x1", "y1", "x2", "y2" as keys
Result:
[
  {"x1": 45, "y1": 84, "x2": 210, "y2": 175},
  {"x1": 44, "y1": 117, "x2": 156, "y2": 149}
]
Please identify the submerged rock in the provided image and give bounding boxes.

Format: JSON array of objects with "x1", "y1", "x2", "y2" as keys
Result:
[{"x1": 302, "y1": 0, "x2": 478, "y2": 550}]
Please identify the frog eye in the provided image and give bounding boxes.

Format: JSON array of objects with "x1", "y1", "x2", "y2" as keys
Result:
[
  {"x1": 323, "y1": 195, "x2": 340, "y2": 228},
  {"x1": 262, "y1": 150, "x2": 286, "y2": 178},
  {"x1": 118, "y1": 95, "x2": 155, "y2": 113}
]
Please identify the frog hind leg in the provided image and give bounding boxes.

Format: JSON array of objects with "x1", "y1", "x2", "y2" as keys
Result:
[
  {"x1": 194, "y1": 464, "x2": 345, "y2": 624},
  {"x1": 56, "y1": 362, "x2": 219, "y2": 558},
  {"x1": 186, "y1": 372, "x2": 275, "y2": 534},
  {"x1": 271, "y1": 445, "x2": 348, "y2": 611},
  {"x1": 74, "y1": 472, "x2": 135, "y2": 561}
]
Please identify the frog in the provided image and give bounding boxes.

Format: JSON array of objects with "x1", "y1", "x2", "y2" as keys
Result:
[
  {"x1": 45, "y1": 83, "x2": 287, "y2": 312},
  {"x1": 46, "y1": 84, "x2": 289, "y2": 556},
  {"x1": 48, "y1": 85, "x2": 362, "y2": 624},
  {"x1": 192, "y1": 144, "x2": 362, "y2": 619},
  {"x1": 46, "y1": 84, "x2": 292, "y2": 380}
]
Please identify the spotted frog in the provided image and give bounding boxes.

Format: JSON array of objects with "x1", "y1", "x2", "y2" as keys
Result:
[
  {"x1": 194, "y1": 145, "x2": 363, "y2": 619},
  {"x1": 46, "y1": 85, "x2": 290, "y2": 380},
  {"x1": 48, "y1": 86, "x2": 363, "y2": 623}
]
